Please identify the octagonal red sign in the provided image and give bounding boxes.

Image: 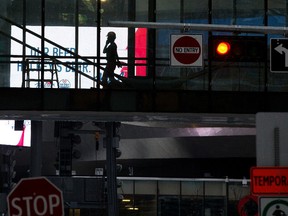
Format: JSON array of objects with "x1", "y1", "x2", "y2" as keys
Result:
[{"x1": 7, "y1": 177, "x2": 64, "y2": 216}]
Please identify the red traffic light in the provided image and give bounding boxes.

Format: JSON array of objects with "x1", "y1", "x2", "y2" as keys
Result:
[
  {"x1": 216, "y1": 41, "x2": 231, "y2": 55},
  {"x1": 211, "y1": 36, "x2": 267, "y2": 62}
]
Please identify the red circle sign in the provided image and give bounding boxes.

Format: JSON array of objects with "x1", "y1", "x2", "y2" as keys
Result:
[
  {"x1": 7, "y1": 177, "x2": 64, "y2": 216},
  {"x1": 173, "y1": 36, "x2": 201, "y2": 64}
]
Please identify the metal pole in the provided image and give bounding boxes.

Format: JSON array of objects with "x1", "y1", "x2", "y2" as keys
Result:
[
  {"x1": 127, "y1": 0, "x2": 135, "y2": 78},
  {"x1": 109, "y1": 21, "x2": 288, "y2": 35},
  {"x1": 96, "y1": 0, "x2": 101, "y2": 89},
  {"x1": 21, "y1": 0, "x2": 26, "y2": 88},
  {"x1": 30, "y1": 121, "x2": 42, "y2": 177},
  {"x1": 41, "y1": 0, "x2": 45, "y2": 89},
  {"x1": 105, "y1": 122, "x2": 119, "y2": 216},
  {"x1": 274, "y1": 127, "x2": 280, "y2": 166},
  {"x1": 75, "y1": 0, "x2": 79, "y2": 89}
]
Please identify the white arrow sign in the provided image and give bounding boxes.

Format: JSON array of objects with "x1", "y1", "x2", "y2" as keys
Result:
[{"x1": 274, "y1": 44, "x2": 288, "y2": 67}]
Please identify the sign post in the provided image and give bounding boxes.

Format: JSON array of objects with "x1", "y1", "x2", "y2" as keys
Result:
[
  {"x1": 170, "y1": 34, "x2": 203, "y2": 67},
  {"x1": 7, "y1": 177, "x2": 64, "y2": 216}
]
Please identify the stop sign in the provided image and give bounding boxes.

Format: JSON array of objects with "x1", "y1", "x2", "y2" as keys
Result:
[{"x1": 7, "y1": 177, "x2": 64, "y2": 216}]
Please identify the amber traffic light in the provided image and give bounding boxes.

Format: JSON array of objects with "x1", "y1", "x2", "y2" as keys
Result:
[
  {"x1": 216, "y1": 41, "x2": 231, "y2": 55},
  {"x1": 211, "y1": 35, "x2": 267, "y2": 62}
]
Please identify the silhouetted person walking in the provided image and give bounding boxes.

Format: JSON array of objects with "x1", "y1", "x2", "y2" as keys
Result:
[{"x1": 102, "y1": 31, "x2": 121, "y2": 87}]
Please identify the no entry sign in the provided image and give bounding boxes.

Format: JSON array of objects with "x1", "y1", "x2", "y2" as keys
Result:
[
  {"x1": 170, "y1": 34, "x2": 203, "y2": 67},
  {"x1": 7, "y1": 177, "x2": 64, "y2": 216}
]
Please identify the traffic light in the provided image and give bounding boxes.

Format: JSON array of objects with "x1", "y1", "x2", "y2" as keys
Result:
[
  {"x1": 54, "y1": 121, "x2": 82, "y2": 176},
  {"x1": 211, "y1": 35, "x2": 267, "y2": 62},
  {"x1": 216, "y1": 41, "x2": 230, "y2": 55}
]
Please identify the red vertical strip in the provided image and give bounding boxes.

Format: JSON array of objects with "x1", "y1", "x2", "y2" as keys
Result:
[
  {"x1": 16, "y1": 125, "x2": 26, "y2": 147},
  {"x1": 135, "y1": 28, "x2": 147, "y2": 76}
]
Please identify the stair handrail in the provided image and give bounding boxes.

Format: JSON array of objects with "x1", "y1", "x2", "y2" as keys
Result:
[
  {"x1": 0, "y1": 15, "x2": 103, "y2": 84},
  {"x1": 0, "y1": 29, "x2": 99, "y2": 86}
]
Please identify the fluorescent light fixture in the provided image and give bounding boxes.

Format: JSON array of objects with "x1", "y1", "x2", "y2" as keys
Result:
[{"x1": 128, "y1": 207, "x2": 139, "y2": 211}]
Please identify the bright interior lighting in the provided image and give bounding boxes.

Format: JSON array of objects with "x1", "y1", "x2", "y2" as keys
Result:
[{"x1": 128, "y1": 207, "x2": 139, "y2": 211}]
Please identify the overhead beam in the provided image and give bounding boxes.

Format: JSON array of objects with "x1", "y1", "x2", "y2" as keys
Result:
[{"x1": 109, "y1": 21, "x2": 288, "y2": 35}]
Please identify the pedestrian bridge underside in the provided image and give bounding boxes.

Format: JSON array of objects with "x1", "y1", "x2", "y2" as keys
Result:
[{"x1": 0, "y1": 88, "x2": 286, "y2": 115}]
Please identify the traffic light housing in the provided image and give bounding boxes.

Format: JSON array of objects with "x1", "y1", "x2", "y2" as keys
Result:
[
  {"x1": 211, "y1": 35, "x2": 267, "y2": 62},
  {"x1": 1, "y1": 150, "x2": 16, "y2": 193},
  {"x1": 54, "y1": 121, "x2": 82, "y2": 176}
]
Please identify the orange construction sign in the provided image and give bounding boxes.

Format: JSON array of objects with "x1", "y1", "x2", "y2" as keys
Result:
[{"x1": 250, "y1": 167, "x2": 288, "y2": 195}]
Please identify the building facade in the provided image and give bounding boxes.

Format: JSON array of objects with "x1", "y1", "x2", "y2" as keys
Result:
[{"x1": 0, "y1": 0, "x2": 287, "y2": 215}]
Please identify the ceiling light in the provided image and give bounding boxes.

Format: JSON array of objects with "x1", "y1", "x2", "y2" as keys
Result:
[{"x1": 128, "y1": 207, "x2": 139, "y2": 211}]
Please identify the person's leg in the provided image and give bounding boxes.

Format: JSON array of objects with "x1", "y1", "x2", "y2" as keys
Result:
[
  {"x1": 102, "y1": 67, "x2": 108, "y2": 86},
  {"x1": 107, "y1": 64, "x2": 116, "y2": 83}
]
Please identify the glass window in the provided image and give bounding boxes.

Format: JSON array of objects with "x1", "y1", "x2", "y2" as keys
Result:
[
  {"x1": 204, "y1": 197, "x2": 226, "y2": 216},
  {"x1": 156, "y1": 0, "x2": 180, "y2": 22},
  {"x1": 182, "y1": 181, "x2": 204, "y2": 196},
  {"x1": 211, "y1": 62, "x2": 266, "y2": 91},
  {"x1": 181, "y1": 196, "x2": 203, "y2": 216},
  {"x1": 267, "y1": 1, "x2": 288, "y2": 92},
  {"x1": 101, "y1": 0, "x2": 128, "y2": 26},
  {"x1": 183, "y1": 0, "x2": 209, "y2": 24},
  {"x1": 135, "y1": 180, "x2": 157, "y2": 194},
  {"x1": 136, "y1": 0, "x2": 148, "y2": 21},
  {"x1": 205, "y1": 181, "x2": 226, "y2": 196},
  {"x1": 158, "y1": 195, "x2": 180, "y2": 216},
  {"x1": 1, "y1": 0, "x2": 286, "y2": 91},
  {"x1": 156, "y1": 0, "x2": 180, "y2": 60},
  {"x1": 119, "y1": 179, "x2": 134, "y2": 195},
  {"x1": 268, "y1": 0, "x2": 288, "y2": 27},
  {"x1": 78, "y1": 0, "x2": 98, "y2": 26},
  {"x1": 212, "y1": 0, "x2": 264, "y2": 26},
  {"x1": 25, "y1": 0, "x2": 41, "y2": 25},
  {"x1": 46, "y1": 0, "x2": 76, "y2": 26},
  {"x1": 228, "y1": 181, "x2": 251, "y2": 216},
  {"x1": 120, "y1": 194, "x2": 157, "y2": 216},
  {"x1": 154, "y1": 1, "x2": 209, "y2": 90},
  {"x1": 159, "y1": 181, "x2": 180, "y2": 195}
]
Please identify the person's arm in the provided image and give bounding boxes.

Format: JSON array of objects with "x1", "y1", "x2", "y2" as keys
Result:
[{"x1": 103, "y1": 40, "x2": 109, "y2": 54}]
